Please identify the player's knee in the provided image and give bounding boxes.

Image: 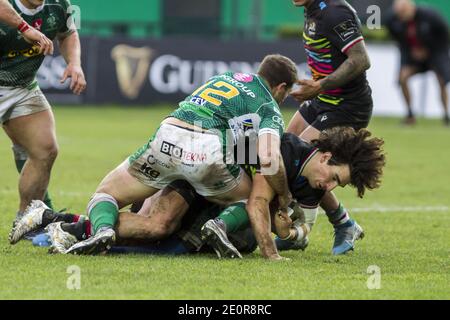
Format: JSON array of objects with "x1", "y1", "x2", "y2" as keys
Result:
[
  {"x1": 28, "y1": 141, "x2": 59, "y2": 162},
  {"x1": 398, "y1": 72, "x2": 410, "y2": 86}
]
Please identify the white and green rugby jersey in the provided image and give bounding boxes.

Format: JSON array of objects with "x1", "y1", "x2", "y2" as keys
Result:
[
  {"x1": 170, "y1": 72, "x2": 285, "y2": 143},
  {"x1": 0, "y1": 0, "x2": 74, "y2": 88}
]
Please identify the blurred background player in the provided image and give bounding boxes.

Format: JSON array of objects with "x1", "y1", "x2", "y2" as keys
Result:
[
  {"x1": 0, "y1": 0, "x2": 86, "y2": 225},
  {"x1": 385, "y1": 0, "x2": 450, "y2": 126},
  {"x1": 286, "y1": 0, "x2": 373, "y2": 255}
]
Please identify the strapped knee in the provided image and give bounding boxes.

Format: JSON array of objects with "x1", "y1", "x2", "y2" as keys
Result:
[
  {"x1": 87, "y1": 193, "x2": 118, "y2": 216},
  {"x1": 12, "y1": 144, "x2": 28, "y2": 161}
]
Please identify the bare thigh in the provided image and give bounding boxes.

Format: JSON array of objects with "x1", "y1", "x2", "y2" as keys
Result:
[
  {"x1": 205, "y1": 170, "x2": 252, "y2": 206},
  {"x1": 96, "y1": 160, "x2": 160, "y2": 208}
]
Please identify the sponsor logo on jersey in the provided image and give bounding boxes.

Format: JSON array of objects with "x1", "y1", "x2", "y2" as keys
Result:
[
  {"x1": 242, "y1": 118, "x2": 254, "y2": 131},
  {"x1": 307, "y1": 21, "x2": 316, "y2": 36},
  {"x1": 320, "y1": 115, "x2": 328, "y2": 122},
  {"x1": 32, "y1": 19, "x2": 43, "y2": 31},
  {"x1": 46, "y1": 15, "x2": 58, "y2": 30},
  {"x1": 272, "y1": 115, "x2": 285, "y2": 127},
  {"x1": 233, "y1": 73, "x2": 253, "y2": 83},
  {"x1": 333, "y1": 19, "x2": 358, "y2": 41},
  {"x1": 190, "y1": 96, "x2": 207, "y2": 106},
  {"x1": 220, "y1": 75, "x2": 256, "y2": 98},
  {"x1": 139, "y1": 163, "x2": 160, "y2": 180},
  {"x1": 146, "y1": 155, "x2": 170, "y2": 169},
  {"x1": 161, "y1": 141, "x2": 207, "y2": 163},
  {"x1": 7, "y1": 45, "x2": 40, "y2": 58}
]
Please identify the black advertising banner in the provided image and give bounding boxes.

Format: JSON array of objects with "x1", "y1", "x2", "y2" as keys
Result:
[{"x1": 38, "y1": 36, "x2": 307, "y2": 105}]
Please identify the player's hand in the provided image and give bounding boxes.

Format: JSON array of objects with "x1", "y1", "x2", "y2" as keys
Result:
[
  {"x1": 274, "y1": 210, "x2": 292, "y2": 239},
  {"x1": 22, "y1": 28, "x2": 54, "y2": 55},
  {"x1": 266, "y1": 254, "x2": 291, "y2": 261},
  {"x1": 290, "y1": 79, "x2": 322, "y2": 102},
  {"x1": 61, "y1": 63, "x2": 87, "y2": 95},
  {"x1": 278, "y1": 192, "x2": 293, "y2": 212}
]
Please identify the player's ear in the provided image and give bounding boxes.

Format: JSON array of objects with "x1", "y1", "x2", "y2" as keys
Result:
[{"x1": 320, "y1": 152, "x2": 333, "y2": 164}]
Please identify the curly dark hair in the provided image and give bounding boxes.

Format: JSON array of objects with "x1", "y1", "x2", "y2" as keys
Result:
[{"x1": 312, "y1": 127, "x2": 386, "y2": 198}]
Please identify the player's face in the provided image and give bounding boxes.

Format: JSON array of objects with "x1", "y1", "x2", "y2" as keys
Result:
[
  {"x1": 394, "y1": 0, "x2": 415, "y2": 22},
  {"x1": 272, "y1": 83, "x2": 291, "y2": 104},
  {"x1": 292, "y1": 0, "x2": 313, "y2": 7},
  {"x1": 309, "y1": 152, "x2": 350, "y2": 192}
]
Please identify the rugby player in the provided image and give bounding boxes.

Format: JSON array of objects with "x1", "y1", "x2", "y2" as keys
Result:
[
  {"x1": 0, "y1": 0, "x2": 86, "y2": 223},
  {"x1": 30, "y1": 54, "x2": 298, "y2": 255},
  {"x1": 10, "y1": 127, "x2": 385, "y2": 261},
  {"x1": 286, "y1": 0, "x2": 373, "y2": 255},
  {"x1": 385, "y1": 0, "x2": 450, "y2": 126}
]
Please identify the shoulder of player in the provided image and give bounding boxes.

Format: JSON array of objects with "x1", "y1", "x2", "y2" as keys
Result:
[
  {"x1": 319, "y1": 0, "x2": 358, "y2": 24},
  {"x1": 416, "y1": 5, "x2": 444, "y2": 22}
]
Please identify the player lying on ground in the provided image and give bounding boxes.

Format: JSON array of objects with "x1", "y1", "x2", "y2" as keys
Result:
[
  {"x1": 9, "y1": 130, "x2": 320, "y2": 257},
  {"x1": 247, "y1": 127, "x2": 385, "y2": 260},
  {"x1": 8, "y1": 186, "x2": 298, "y2": 257},
  {"x1": 10, "y1": 128, "x2": 385, "y2": 260},
  {"x1": 9, "y1": 54, "x2": 299, "y2": 255}
]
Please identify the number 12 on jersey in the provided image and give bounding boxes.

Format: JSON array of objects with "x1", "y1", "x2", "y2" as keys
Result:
[{"x1": 191, "y1": 81, "x2": 239, "y2": 106}]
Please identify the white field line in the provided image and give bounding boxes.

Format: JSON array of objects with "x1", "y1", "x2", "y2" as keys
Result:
[
  {"x1": 320, "y1": 205, "x2": 449, "y2": 214},
  {"x1": 1, "y1": 189, "x2": 449, "y2": 213}
]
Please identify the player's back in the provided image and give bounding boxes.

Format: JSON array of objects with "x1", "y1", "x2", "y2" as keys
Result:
[{"x1": 170, "y1": 71, "x2": 284, "y2": 142}]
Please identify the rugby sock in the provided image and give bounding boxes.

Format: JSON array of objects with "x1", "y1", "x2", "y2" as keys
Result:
[
  {"x1": 216, "y1": 202, "x2": 249, "y2": 233},
  {"x1": 61, "y1": 220, "x2": 92, "y2": 241},
  {"x1": 13, "y1": 145, "x2": 54, "y2": 210},
  {"x1": 89, "y1": 201, "x2": 118, "y2": 234},
  {"x1": 326, "y1": 203, "x2": 350, "y2": 226}
]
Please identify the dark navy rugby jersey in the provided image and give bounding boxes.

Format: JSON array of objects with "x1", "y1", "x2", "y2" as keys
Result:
[
  {"x1": 280, "y1": 133, "x2": 325, "y2": 209},
  {"x1": 236, "y1": 133, "x2": 325, "y2": 208},
  {"x1": 303, "y1": 0, "x2": 371, "y2": 106}
]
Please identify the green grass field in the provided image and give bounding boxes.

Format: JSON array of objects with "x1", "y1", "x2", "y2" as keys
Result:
[{"x1": 0, "y1": 106, "x2": 449, "y2": 299}]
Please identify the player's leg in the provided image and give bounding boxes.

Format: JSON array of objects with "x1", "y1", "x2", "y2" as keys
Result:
[
  {"x1": 201, "y1": 200, "x2": 249, "y2": 258},
  {"x1": 65, "y1": 160, "x2": 160, "y2": 255},
  {"x1": 9, "y1": 199, "x2": 84, "y2": 244},
  {"x1": 320, "y1": 191, "x2": 364, "y2": 255},
  {"x1": 3, "y1": 127, "x2": 54, "y2": 210},
  {"x1": 115, "y1": 182, "x2": 192, "y2": 241},
  {"x1": 204, "y1": 169, "x2": 252, "y2": 206},
  {"x1": 436, "y1": 74, "x2": 449, "y2": 126},
  {"x1": 3, "y1": 109, "x2": 58, "y2": 214},
  {"x1": 398, "y1": 65, "x2": 420, "y2": 124}
]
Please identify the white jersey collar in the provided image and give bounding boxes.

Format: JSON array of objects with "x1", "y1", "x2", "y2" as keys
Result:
[{"x1": 15, "y1": 0, "x2": 45, "y2": 16}]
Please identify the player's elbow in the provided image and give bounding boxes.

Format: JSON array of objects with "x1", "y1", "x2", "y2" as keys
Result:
[
  {"x1": 259, "y1": 148, "x2": 280, "y2": 170},
  {"x1": 362, "y1": 55, "x2": 371, "y2": 71}
]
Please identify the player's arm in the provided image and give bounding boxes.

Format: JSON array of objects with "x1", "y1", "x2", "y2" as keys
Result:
[
  {"x1": 0, "y1": 0, "x2": 53, "y2": 55},
  {"x1": 319, "y1": 41, "x2": 370, "y2": 91},
  {"x1": 294, "y1": 41, "x2": 370, "y2": 101},
  {"x1": 258, "y1": 132, "x2": 292, "y2": 211},
  {"x1": 58, "y1": 30, "x2": 86, "y2": 95},
  {"x1": 246, "y1": 173, "x2": 285, "y2": 260},
  {"x1": 0, "y1": 0, "x2": 22, "y2": 27}
]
